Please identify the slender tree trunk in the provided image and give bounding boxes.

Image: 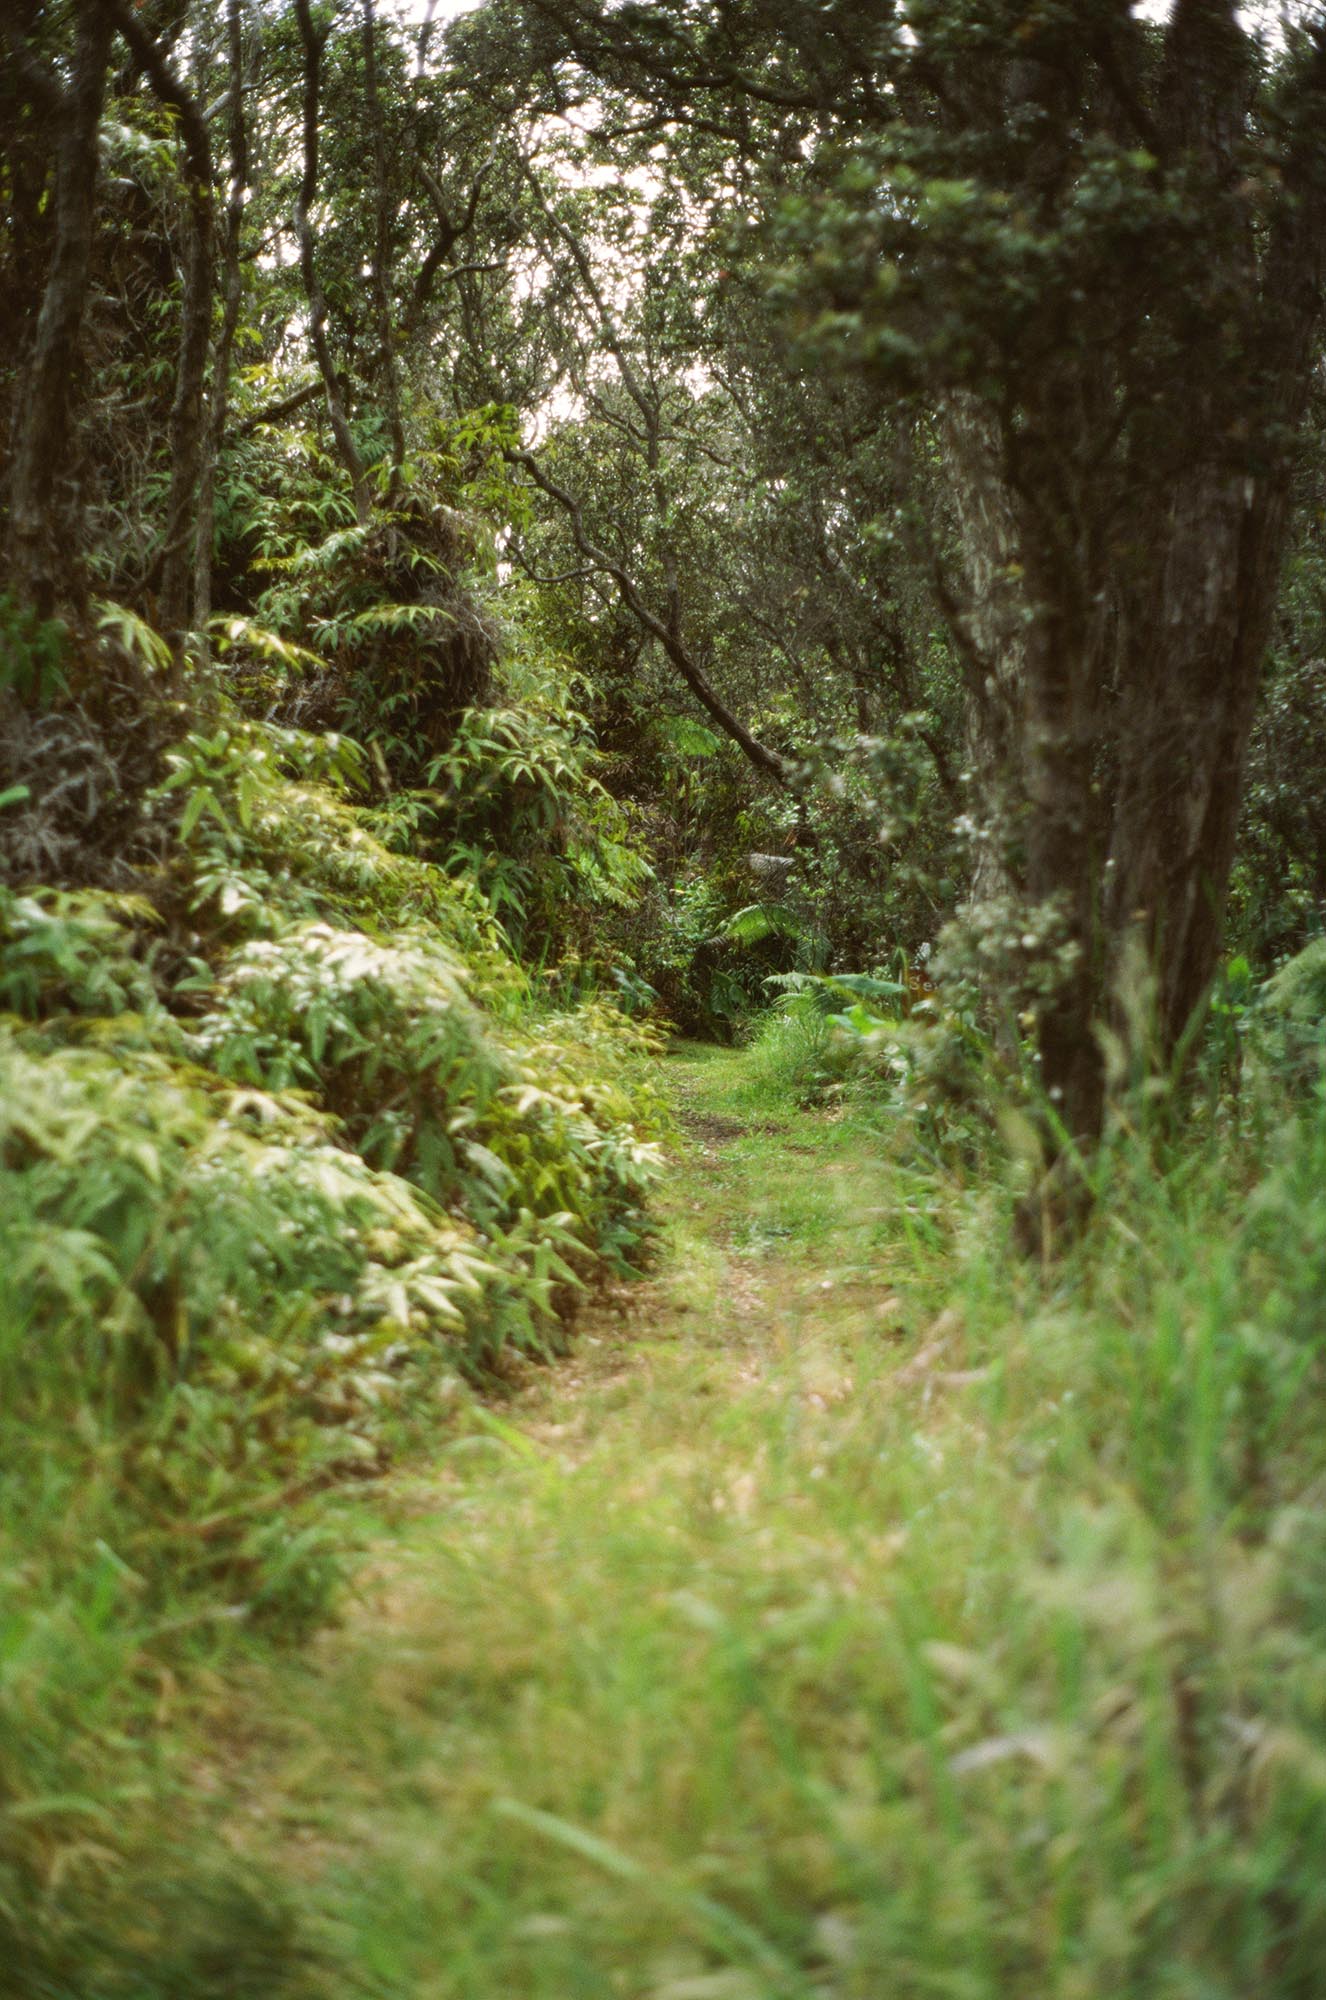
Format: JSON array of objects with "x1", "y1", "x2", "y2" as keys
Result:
[
  {"x1": 361, "y1": 0, "x2": 406, "y2": 500},
  {"x1": 101, "y1": 0, "x2": 216, "y2": 661},
  {"x1": 160, "y1": 134, "x2": 214, "y2": 648},
  {"x1": 293, "y1": 0, "x2": 372, "y2": 523},
  {"x1": 4, "y1": 5, "x2": 113, "y2": 619},
  {"x1": 194, "y1": 0, "x2": 251, "y2": 663}
]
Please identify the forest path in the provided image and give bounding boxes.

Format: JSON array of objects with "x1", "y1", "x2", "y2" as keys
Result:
[{"x1": 208, "y1": 1042, "x2": 964, "y2": 1999}]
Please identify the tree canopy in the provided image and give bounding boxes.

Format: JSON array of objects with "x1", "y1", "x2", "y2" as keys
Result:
[{"x1": 3, "y1": 0, "x2": 1326, "y2": 1128}]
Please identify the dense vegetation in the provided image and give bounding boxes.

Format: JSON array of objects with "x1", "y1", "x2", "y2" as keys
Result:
[{"x1": 2, "y1": 0, "x2": 1326, "y2": 1991}]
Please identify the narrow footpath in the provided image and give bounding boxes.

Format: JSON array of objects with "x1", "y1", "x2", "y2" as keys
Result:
[{"x1": 202, "y1": 1042, "x2": 998, "y2": 2000}]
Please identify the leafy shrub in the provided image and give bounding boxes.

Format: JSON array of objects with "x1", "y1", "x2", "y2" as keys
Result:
[
  {"x1": 0, "y1": 885, "x2": 159, "y2": 1018},
  {"x1": 1258, "y1": 938, "x2": 1326, "y2": 1085},
  {"x1": 0, "y1": 1025, "x2": 538, "y2": 1458},
  {"x1": 629, "y1": 872, "x2": 787, "y2": 1035},
  {"x1": 194, "y1": 920, "x2": 661, "y2": 1253},
  {"x1": 0, "y1": 591, "x2": 68, "y2": 705},
  {"x1": 742, "y1": 968, "x2": 914, "y2": 1105},
  {"x1": 429, "y1": 698, "x2": 651, "y2": 949},
  {"x1": 153, "y1": 716, "x2": 514, "y2": 968},
  {"x1": 241, "y1": 494, "x2": 499, "y2": 780},
  {"x1": 0, "y1": 675, "x2": 665, "y2": 1989},
  {"x1": 1, "y1": 711, "x2": 664, "y2": 1584}
]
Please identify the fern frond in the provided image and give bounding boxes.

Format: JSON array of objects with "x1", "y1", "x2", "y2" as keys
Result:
[{"x1": 717, "y1": 903, "x2": 804, "y2": 948}]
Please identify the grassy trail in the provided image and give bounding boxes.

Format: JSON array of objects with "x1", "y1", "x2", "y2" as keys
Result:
[
  {"x1": 210, "y1": 1041, "x2": 971, "y2": 1997},
  {"x1": 192, "y1": 1041, "x2": 1325, "y2": 1998}
]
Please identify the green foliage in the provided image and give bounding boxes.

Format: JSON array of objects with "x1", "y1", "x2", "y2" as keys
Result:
[
  {"x1": 153, "y1": 715, "x2": 503, "y2": 961},
  {"x1": 208, "y1": 615, "x2": 328, "y2": 678},
  {"x1": 652, "y1": 874, "x2": 758, "y2": 1033},
  {"x1": 766, "y1": 966, "x2": 907, "y2": 1015},
  {"x1": 5, "y1": 3, "x2": 1326, "y2": 1984},
  {"x1": 656, "y1": 715, "x2": 722, "y2": 759},
  {"x1": 621, "y1": 874, "x2": 824, "y2": 1038},
  {"x1": 0, "y1": 886, "x2": 159, "y2": 1018},
  {"x1": 0, "y1": 1002, "x2": 654, "y2": 1557},
  {"x1": 194, "y1": 919, "x2": 660, "y2": 1256},
  {"x1": 0, "y1": 592, "x2": 68, "y2": 704},
  {"x1": 718, "y1": 901, "x2": 811, "y2": 950},
  {"x1": 1258, "y1": 938, "x2": 1326, "y2": 1086},
  {"x1": 0, "y1": 701, "x2": 663, "y2": 1553},
  {"x1": 94, "y1": 600, "x2": 174, "y2": 677},
  {"x1": 1233, "y1": 564, "x2": 1326, "y2": 962},
  {"x1": 0, "y1": 691, "x2": 664, "y2": 1990},
  {"x1": 430, "y1": 695, "x2": 651, "y2": 947},
  {"x1": 238, "y1": 494, "x2": 500, "y2": 783},
  {"x1": 743, "y1": 968, "x2": 911, "y2": 1106},
  {"x1": 793, "y1": 728, "x2": 960, "y2": 970},
  {"x1": 170, "y1": 1043, "x2": 1326, "y2": 2000}
]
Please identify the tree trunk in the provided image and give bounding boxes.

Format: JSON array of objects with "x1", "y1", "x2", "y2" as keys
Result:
[
  {"x1": 361, "y1": 0, "x2": 406, "y2": 500},
  {"x1": 194, "y1": 0, "x2": 251, "y2": 663},
  {"x1": 4, "y1": 5, "x2": 113, "y2": 619},
  {"x1": 942, "y1": 393, "x2": 1110, "y2": 1144},
  {"x1": 937, "y1": 16, "x2": 1326, "y2": 1162},
  {"x1": 100, "y1": 0, "x2": 216, "y2": 661},
  {"x1": 293, "y1": 0, "x2": 372, "y2": 524},
  {"x1": 1102, "y1": 38, "x2": 1326, "y2": 1064},
  {"x1": 939, "y1": 395, "x2": 1030, "y2": 912},
  {"x1": 1106, "y1": 473, "x2": 1302, "y2": 1049}
]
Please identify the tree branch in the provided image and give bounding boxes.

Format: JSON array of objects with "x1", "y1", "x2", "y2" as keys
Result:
[
  {"x1": 293, "y1": 0, "x2": 371, "y2": 520},
  {"x1": 508, "y1": 445, "x2": 792, "y2": 784}
]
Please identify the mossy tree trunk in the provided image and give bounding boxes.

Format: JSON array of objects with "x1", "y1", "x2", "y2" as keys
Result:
[{"x1": 2, "y1": 3, "x2": 114, "y2": 620}]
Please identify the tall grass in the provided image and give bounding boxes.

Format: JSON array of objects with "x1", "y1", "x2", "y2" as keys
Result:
[
  {"x1": 0, "y1": 723, "x2": 663, "y2": 1992},
  {"x1": 6, "y1": 842, "x2": 1326, "y2": 1996},
  {"x1": 194, "y1": 1048, "x2": 1326, "y2": 2000}
]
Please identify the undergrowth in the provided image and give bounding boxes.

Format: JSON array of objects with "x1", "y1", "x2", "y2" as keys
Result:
[
  {"x1": 0, "y1": 709, "x2": 663, "y2": 1983},
  {"x1": 211, "y1": 1040, "x2": 1326, "y2": 2000},
  {"x1": 5, "y1": 699, "x2": 1325, "y2": 1993}
]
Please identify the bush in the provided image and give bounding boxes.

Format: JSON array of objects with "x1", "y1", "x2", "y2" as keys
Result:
[
  {"x1": 0, "y1": 708, "x2": 665, "y2": 1984},
  {"x1": 1257, "y1": 938, "x2": 1326, "y2": 1085}
]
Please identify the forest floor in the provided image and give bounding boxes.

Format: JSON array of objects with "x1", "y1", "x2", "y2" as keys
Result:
[
  {"x1": 167, "y1": 1037, "x2": 1317, "y2": 1998},
  {"x1": 194, "y1": 1039, "x2": 981, "y2": 1997}
]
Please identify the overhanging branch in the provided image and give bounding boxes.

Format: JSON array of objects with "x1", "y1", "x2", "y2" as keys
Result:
[{"x1": 507, "y1": 445, "x2": 792, "y2": 785}]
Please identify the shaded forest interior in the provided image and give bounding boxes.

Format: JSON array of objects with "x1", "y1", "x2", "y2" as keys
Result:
[{"x1": 4, "y1": 1, "x2": 1326, "y2": 1993}]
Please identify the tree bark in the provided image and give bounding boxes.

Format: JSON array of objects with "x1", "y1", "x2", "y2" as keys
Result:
[
  {"x1": 102, "y1": 0, "x2": 216, "y2": 656},
  {"x1": 1102, "y1": 20, "x2": 1326, "y2": 1063},
  {"x1": 935, "y1": 11, "x2": 1326, "y2": 1158},
  {"x1": 938, "y1": 395, "x2": 1030, "y2": 909},
  {"x1": 293, "y1": 0, "x2": 372, "y2": 523},
  {"x1": 193, "y1": 0, "x2": 251, "y2": 663},
  {"x1": 3, "y1": 4, "x2": 114, "y2": 619},
  {"x1": 361, "y1": 0, "x2": 406, "y2": 499}
]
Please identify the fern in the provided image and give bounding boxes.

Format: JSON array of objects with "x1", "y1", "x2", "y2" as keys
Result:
[
  {"x1": 718, "y1": 903, "x2": 804, "y2": 948},
  {"x1": 764, "y1": 968, "x2": 907, "y2": 1016}
]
